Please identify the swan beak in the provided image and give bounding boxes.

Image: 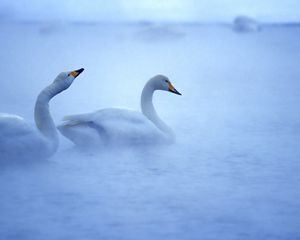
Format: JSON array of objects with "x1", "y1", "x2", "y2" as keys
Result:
[
  {"x1": 70, "y1": 68, "x2": 84, "y2": 78},
  {"x1": 168, "y1": 83, "x2": 182, "y2": 95}
]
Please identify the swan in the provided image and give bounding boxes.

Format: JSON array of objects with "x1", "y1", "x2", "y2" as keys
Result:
[
  {"x1": 0, "y1": 68, "x2": 84, "y2": 160},
  {"x1": 58, "y1": 75, "x2": 181, "y2": 148}
]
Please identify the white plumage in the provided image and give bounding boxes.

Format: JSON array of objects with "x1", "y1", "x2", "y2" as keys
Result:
[
  {"x1": 0, "y1": 68, "x2": 84, "y2": 161},
  {"x1": 58, "y1": 75, "x2": 181, "y2": 148}
]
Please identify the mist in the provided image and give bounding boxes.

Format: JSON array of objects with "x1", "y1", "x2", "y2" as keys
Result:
[
  {"x1": 1, "y1": 0, "x2": 300, "y2": 23},
  {"x1": 1, "y1": 1, "x2": 300, "y2": 240}
]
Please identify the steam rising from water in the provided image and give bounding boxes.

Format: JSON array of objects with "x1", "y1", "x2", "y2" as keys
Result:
[{"x1": 0, "y1": 22, "x2": 300, "y2": 239}]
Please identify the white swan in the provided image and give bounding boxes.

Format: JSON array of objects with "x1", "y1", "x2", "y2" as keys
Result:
[
  {"x1": 58, "y1": 75, "x2": 181, "y2": 147},
  {"x1": 0, "y1": 68, "x2": 84, "y2": 160}
]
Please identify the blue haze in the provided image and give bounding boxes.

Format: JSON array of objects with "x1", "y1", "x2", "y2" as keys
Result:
[{"x1": 0, "y1": 1, "x2": 300, "y2": 240}]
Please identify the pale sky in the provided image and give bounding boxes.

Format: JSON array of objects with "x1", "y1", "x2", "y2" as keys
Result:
[{"x1": 0, "y1": 0, "x2": 299, "y2": 23}]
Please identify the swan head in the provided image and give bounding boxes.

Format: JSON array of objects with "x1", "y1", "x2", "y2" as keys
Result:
[
  {"x1": 152, "y1": 75, "x2": 181, "y2": 95},
  {"x1": 53, "y1": 68, "x2": 84, "y2": 90}
]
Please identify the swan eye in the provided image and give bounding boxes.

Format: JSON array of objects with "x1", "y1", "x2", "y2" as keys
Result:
[{"x1": 165, "y1": 80, "x2": 169, "y2": 83}]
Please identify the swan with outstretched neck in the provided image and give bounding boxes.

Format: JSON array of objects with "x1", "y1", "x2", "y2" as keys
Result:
[
  {"x1": 58, "y1": 75, "x2": 181, "y2": 147},
  {"x1": 0, "y1": 68, "x2": 84, "y2": 160}
]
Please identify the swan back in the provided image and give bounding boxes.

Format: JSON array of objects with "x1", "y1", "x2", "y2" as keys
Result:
[
  {"x1": 58, "y1": 108, "x2": 165, "y2": 147},
  {"x1": 0, "y1": 113, "x2": 29, "y2": 136},
  {"x1": 0, "y1": 114, "x2": 50, "y2": 160}
]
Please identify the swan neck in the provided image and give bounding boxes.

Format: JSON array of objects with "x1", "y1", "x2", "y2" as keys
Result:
[
  {"x1": 34, "y1": 82, "x2": 61, "y2": 155},
  {"x1": 141, "y1": 81, "x2": 155, "y2": 116},
  {"x1": 140, "y1": 80, "x2": 174, "y2": 142}
]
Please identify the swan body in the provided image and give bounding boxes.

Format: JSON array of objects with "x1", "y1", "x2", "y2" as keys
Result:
[
  {"x1": 58, "y1": 108, "x2": 165, "y2": 146},
  {"x1": 0, "y1": 113, "x2": 30, "y2": 136},
  {"x1": 0, "y1": 68, "x2": 84, "y2": 160},
  {"x1": 58, "y1": 75, "x2": 181, "y2": 148}
]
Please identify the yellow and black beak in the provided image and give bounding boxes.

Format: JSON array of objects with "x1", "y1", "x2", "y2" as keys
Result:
[
  {"x1": 69, "y1": 68, "x2": 84, "y2": 78},
  {"x1": 168, "y1": 82, "x2": 182, "y2": 95}
]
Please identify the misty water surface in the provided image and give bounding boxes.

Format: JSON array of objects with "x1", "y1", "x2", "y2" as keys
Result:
[{"x1": 0, "y1": 22, "x2": 300, "y2": 239}]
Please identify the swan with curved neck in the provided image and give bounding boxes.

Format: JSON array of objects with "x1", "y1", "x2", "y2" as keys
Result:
[
  {"x1": 0, "y1": 68, "x2": 84, "y2": 160},
  {"x1": 58, "y1": 75, "x2": 181, "y2": 147},
  {"x1": 141, "y1": 75, "x2": 181, "y2": 140}
]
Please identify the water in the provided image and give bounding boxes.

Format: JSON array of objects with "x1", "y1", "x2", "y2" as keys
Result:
[{"x1": 0, "y1": 22, "x2": 300, "y2": 239}]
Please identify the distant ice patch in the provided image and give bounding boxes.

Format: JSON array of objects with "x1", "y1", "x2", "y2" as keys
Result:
[
  {"x1": 135, "y1": 22, "x2": 185, "y2": 42},
  {"x1": 38, "y1": 21, "x2": 67, "y2": 35},
  {"x1": 233, "y1": 15, "x2": 261, "y2": 33}
]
